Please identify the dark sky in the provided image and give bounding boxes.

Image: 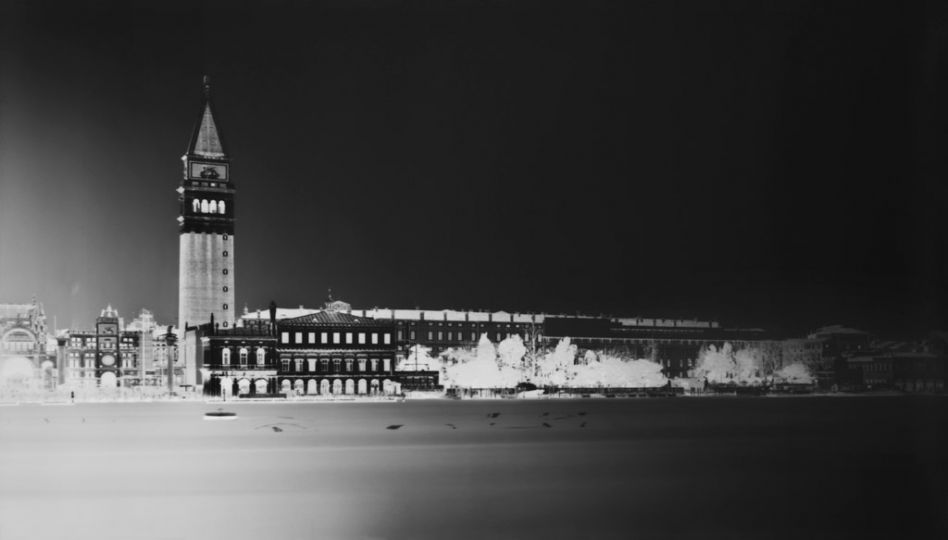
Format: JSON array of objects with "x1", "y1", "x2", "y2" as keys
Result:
[{"x1": 1, "y1": 0, "x2": 946, "y2": 337}]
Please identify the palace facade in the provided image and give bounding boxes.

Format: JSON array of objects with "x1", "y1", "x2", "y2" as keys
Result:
[{"x1": 191, "y1": 302, "x2": 404, "y2": 397}]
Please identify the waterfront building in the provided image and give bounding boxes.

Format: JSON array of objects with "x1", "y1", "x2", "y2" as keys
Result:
[
  {"x1": 275, "y1": 309, "x2": 399, "y2": 395},
  {"x1": 806, "y1": 325, "x2": 873, "y2": 388},
  {"x1": 846, "y1": 351, "x2": 946, "y2": 392},
  {"x1": 195, "y1": 302, "x2": 403, "y2": 396},
  {"x1": 241, "y1": 302, "x2": 787, "y2": 382},
  {"x1": 0, "y1": 299, "x2": 53, "y2": 387},
  {"x1": 63, "y1": 306, "x2": 180, "y2": 388}
]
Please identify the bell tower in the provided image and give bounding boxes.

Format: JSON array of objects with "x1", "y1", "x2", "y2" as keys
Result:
[{"x1": 178, "y1": 76, "x2": 235, "y2": 332}]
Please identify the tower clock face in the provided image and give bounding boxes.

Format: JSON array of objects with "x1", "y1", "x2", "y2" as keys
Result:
[
  {"x1": 101, "y1": 354, "x2": 116, "y2": 367},
  {"x1": 189, "y1": 162, "x2": 228, "y2": 181}
]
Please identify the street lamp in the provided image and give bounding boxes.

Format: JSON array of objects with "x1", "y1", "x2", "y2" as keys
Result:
[{"x1": 164, "y1": 326, "x2": 176, "y2": 396}]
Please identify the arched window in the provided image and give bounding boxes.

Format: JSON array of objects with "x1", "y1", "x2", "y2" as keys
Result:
[
  {"x1": 222, "y1": 348, "x2": 231, "y2": 366},
  {"x1": 209, "y1": 200, "x2": 218, "y2": 214},
  {"x1": 239, "y1": 348, "x2": 248, "y2": 365},
  {"x1": 256, "y1": 348, "x2": 266, "y2": 366},
  {"x1": 218, "y1": 201, "x2": 226, "y2": 214},
  {"x1": 192, "y1": 199, "x2": 200, "y2": 212},
  {"x1": 201, "y1": 199, "x2": 209, "y2": 213}
]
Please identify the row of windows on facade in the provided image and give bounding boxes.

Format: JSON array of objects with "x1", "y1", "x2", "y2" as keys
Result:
[
  {"x1": 69, "y1": 337, "x2": 138, "y2": 347},
  {"x1": 65, "y1": 357, "x2": 140, "y2": 369},
  {"x1": 214, "y1": 349, "x2": 392, "y2": 373},
  {"x1": 406, "y1": 322, "x2": 525, "y2": 329},
  {"x1": 280, "y1": 331, "x2": 392, "y2": 346},
  {"x1": 192, "y1": 199, "x2": 227, "y2": 214},
  {"x1": 221, "y1": 347, "x2": 266, "y2": 366},
  {"x1": 280, "y1": 357, "x2": 392, "y2": 373},
  {"x1": 2, "y1": 340, "x2": 37, "y2": 353},
  {"x1": 67, "y1": 352, "x2": 172, "y2": 366},
  {"x1": 401, "y1": 330, "x2": 523, "y2": 342}
]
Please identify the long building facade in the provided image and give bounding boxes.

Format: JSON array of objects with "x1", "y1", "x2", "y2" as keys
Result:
[{"x1": 192, "y1": 303, "x2": 403, "y2": 396}]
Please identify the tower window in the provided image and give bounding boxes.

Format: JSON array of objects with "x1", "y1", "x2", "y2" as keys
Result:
[
  {"x1": 223, "y1": 304, "x2": 228, "y2": 310},
  {"x1": 223, "y1": 234, "x2": 228, "y2": 240},
  {"x1": 201, "y1": 199, "x2": 209, "y2": 213},
  {"x1": 219, "y1": 201, "x2": 226, "y2": 214},
  {"x1": 192, "y1": 199, "x2": 200, "y2": 213},
  {"x1": 209, "y1": 200, "x2": 218, "y2": 214},
  {"x1": 223, "y1": 251, "x2": 228, "y2": 257},
  {"x1": 222, "y1": 286, "x2": 228, "y2": 292},
  {"x1": 222, "y1": 269, "x2": 228, "y2": 275}
]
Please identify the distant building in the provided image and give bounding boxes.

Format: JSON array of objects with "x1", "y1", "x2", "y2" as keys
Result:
[
  {"x1": 779, "y1": 338, "x2": 823, "y2": 371},
  {"x1": 846, "y1": 350, "x2": 946, "y2": 392},
  {"x1": 0, "y1": 299, "x2": 53, "y2": 387},
  {"x1": 63, "y1": 306, "x2": 178, "y2": 388},
  {"x1": 807, "y1": 325, "x2": 873, "y2": 388}
]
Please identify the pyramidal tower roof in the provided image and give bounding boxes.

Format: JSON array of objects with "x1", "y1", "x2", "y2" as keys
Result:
[{"x1": 186, "y1": 76, "x2": 227, "y2": 159}]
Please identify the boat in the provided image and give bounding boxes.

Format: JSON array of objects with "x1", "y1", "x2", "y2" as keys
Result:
[{"x1": 204, "y1": 408, "x2": 238, "y2": 421}]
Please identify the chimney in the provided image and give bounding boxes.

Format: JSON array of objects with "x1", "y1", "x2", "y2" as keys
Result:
[{"x1": 269, "y1": 301, "x2": 277, "y2": 335}]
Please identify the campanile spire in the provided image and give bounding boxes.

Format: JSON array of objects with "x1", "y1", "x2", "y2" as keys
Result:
[{"x1": 187, "y1": 75, "x2": 226, "y2": 159}]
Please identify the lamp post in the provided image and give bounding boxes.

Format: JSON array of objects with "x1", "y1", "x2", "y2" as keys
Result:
[{"x1": 165, "y1": 326, "x2": 175, "y2": 396}]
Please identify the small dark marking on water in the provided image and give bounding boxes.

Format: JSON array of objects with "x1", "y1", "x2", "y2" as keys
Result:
[
  {"x1": 255, "y1": 423, "x2": 306, "y2": 431},
  {"x1": 487, "y1": 412, "x2": 501, "y2": 419},
  {"x1": 386, "y1": 424, "x2": 403, "y2": 430},
  {"x1": 542, "y1": 422, "x2": 552, "y2": 428},
  {"x1": 446, "y1": 424, "x2": 457, "y2": 429},
  {"x1": 272, "y1": 426, "x2": 283, "y2": 432}
]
